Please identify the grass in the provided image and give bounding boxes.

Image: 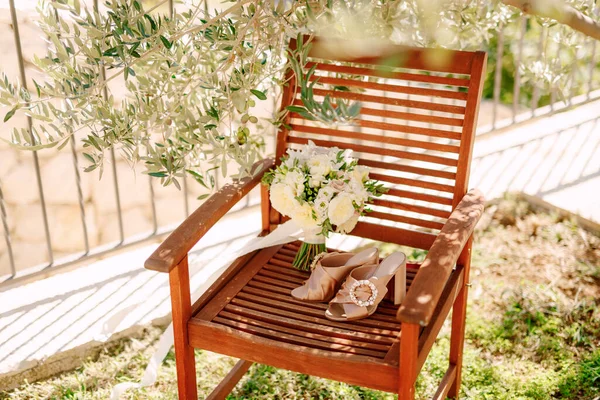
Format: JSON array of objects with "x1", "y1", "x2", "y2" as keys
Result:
[{"x1": 2, "y1": 196, "x2": 599, "y2": 399}]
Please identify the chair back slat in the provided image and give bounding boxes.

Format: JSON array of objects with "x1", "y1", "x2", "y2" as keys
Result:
[{"x1": 272, "y1": 37, "x2": 487, "y2": 249}]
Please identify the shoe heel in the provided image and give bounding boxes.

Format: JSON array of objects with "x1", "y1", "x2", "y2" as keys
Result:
[{"x1": 394, "y1": 260, "x2": 407, "y2": 306}]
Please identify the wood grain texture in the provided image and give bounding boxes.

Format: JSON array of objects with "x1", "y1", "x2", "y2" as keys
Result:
[
  {"x1": 398, "y1": 323, "x2": 419, "y2": 400},
  {"x1": 396, "y1": 189, "x2": 485, "y2": 325},
  {"x1": 261, "y1": 184, "x2": 271, "y2": 232},
  {"x1": 452, "y1": 51, "x2": 487, "y2": 209},
  {"x1": 306, "y1": 74, "x2": 469, "y2": 100},
  {"x1": 298, "y1": 37, "x2": 477, "y2": 74},
  {"x1": 350, "y1": 221, "x2": 437, "y2": 250},
  {"x1": 448, "y1": 238, "x2": 474, "y2": 398},
  {"x1": 291, "y1": 99, "x2": 465, "y2": 127},
  {"x1": 371, "y1": 198, "x2": 451, "y2": 219},
  {"x1": 188, "y1": 319, "x2": 399, "y2": 393},
  {"x1": 288, "y1": 137, "x2": 458, "y2": 167},
  {"x1": 417, "y1": 268, "x2": 464, "y2": 372},
  {"x1": 358, "y1": 159, "x2": 457, "y2": 181},
  {"x1": 433, "y1": 364, "x2": 458, "y2": 400},
  {"x1": 307, "y1": 62, "x2": 471, "y2": 87},
  {"x1": 276, "y1": 38, "x2": 298, "y2": 161},
  {"x1": 190, "y1": 249, "x2": 261, "y2": 316},
  {"x1": 289, "y1": 123, "x2": 461, "y2": 153},
  {"x1": 369, "y1": 173, "x2": 456, "y2": 192},
  {"x1": 145, "y1": 157, "x2": 275, "y2": 273},
  {"x1": 385, "y1": 188, "x2": 454, "y2": 206},
  {"x1": 195, "y1": 245, "x2": 283, "y2": 321},
  {"x1": 185, "y1": 241, "x2": 472, "y2": 397},
  {"x1": 169, "y1": 256, "x2": 198, "y2": 400},
  {"x1": 307, "y1": 88, "x2": 466, "y2": 118}
]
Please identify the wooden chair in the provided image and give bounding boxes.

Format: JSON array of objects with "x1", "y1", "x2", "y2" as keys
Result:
[{"x1": 145, "y1": 38, "x2": 487, "y2": 399}]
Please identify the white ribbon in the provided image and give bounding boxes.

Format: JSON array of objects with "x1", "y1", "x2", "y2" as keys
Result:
[
  {"x1": 110, "y1": 220, "x2": 302, "y2": 399},
  {"x1": 302, "y1": 228, "x2": 326, "y2": 245}
]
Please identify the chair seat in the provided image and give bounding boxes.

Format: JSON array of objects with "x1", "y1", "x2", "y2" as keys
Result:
[{"x1": 189, "y1": 241, "x2": 459, "y2": 393}]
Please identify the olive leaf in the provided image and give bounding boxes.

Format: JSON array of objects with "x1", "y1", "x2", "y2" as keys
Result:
[{"x1": 0, "y1": 0, "x2": 596, "y2": 193}]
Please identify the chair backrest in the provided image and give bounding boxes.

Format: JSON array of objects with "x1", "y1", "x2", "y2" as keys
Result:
[{"x1": 271, "y1": 37, "x2": 487, "y2": 250}]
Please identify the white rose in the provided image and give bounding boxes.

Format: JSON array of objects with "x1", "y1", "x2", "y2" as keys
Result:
[
  {"x1": 336, "y1": 212, "x2": 360, "y2": 234},
  {"x1": 351, "y1": 166, "x2": 369, "y2": 182},
  {"x1": 284, "y1": 169, "x2": 305, "y2": 196},
  {"x1": 270, "y1": 183, "x2": 299, "y2": 216},
  {"x1": 308, "y1": 154, "x2": 333, "y2": 178},
  {"x1": 348, "y1": 180, "x2": 370, "y2": 205},
  {"x1": 291, "y1": 202, "x2": 319, "y2": 230},
  {"x1": 284, "y1": 148, "x2": 306, "y2": 167},
  {"x1": 328, "y1": 193, "x2": 356, "y2": 226}
]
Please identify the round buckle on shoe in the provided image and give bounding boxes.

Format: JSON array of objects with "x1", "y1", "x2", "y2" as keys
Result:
[{"x1": 349, "y1": 280, "x2": 378, "y2": 307}]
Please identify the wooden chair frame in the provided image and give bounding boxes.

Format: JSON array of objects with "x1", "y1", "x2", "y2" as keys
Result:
[{"x1": 145, "y1": 39, "x2": 487, "y2": 399}]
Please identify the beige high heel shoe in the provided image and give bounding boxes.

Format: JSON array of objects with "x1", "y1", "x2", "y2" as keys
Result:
[
  {"x1": 290, "y1": 248, "x2": 379, "y2": 303},
  {"x1": 325, "y1": 251, "x2": 406, "y2": 321}
]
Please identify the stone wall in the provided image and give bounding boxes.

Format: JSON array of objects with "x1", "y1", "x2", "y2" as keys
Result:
[{"x1": 0, "y1": 121, "x2": 274, "y2": 275}]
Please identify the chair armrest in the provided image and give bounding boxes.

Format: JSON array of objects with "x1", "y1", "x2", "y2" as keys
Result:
[
  {"x1": 145, "y1": 157, "x2": 276, "y2": 273},
  {"x1": 396, "y1": 189, "x2": 485, "y2": 326}
]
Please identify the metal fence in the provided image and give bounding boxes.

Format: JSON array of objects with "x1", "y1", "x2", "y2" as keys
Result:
[
  {"x1": 1, "y1": 2, "x2": 599, "y2": 287},
  {"x1": 479, "y1": 13, "x2": 600, "y2": 134}
]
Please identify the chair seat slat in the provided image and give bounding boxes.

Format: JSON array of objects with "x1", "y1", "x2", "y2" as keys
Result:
[
  {"x1": 242, "y1": 281, "x2": 405, "y2": 327},
  {"x1": 224, "y1": 301, "x2": 399, "y2": 340},
  {"x1": 262, "y1": 264, "x2": 308, "y2": 279},
  {"x1": 219, "y1": 310, "x2": 391, "y2": 352},
  {"x1": 257, "y1": 269, "x2": 304, "y2": 284},
  {"x1": 214, "y1": 316, "x2": 388, "y2": 358},
  {"x1": 234, "y1": 292, "x2": 400, "y2": 325}
]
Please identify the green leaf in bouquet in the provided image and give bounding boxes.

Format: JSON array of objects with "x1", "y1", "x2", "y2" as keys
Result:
[
  {"x1": 261, "y1": 169, "x2": 275, "y2": 186},
  {"x1": 320, "y1": 219, "x2": 333, "y2": 238}
]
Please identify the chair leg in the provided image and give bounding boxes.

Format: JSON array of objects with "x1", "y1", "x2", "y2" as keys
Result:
[
  {"x1": 448, "y1": 285, "x2": 468, "y2": 399},
  {"x1": 448, "y1": 241, "x2": 473, "y2": 399},
  {"x1": 206, "y1": 360, "x2": 253, "y2": 400},
  {"x1": 170, "y1": 256, "x2": 198, "y2": 400},
  {"x1": 399, "y1": 323, "x2": 419, "y2": 400}
]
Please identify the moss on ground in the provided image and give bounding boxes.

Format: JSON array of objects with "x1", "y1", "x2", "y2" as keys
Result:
[{"x1": 2, "y1": 197, "x2": 599, "y2": 399}]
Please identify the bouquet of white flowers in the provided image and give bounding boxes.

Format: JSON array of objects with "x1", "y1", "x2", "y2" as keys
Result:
[{"x1": 261, "y1": 141, "x2": 386, "y2": 270}]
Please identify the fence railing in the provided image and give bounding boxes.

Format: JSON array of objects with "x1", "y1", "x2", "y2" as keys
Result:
[
  {"x1": 479, "y1": 13, "x2": 600, "y2": 134},
  {"x1": 1, "y1": 2, "x2": 599, "y2": 287}
]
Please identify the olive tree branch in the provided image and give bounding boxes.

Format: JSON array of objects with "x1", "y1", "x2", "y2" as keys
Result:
[
  {"x1": 101, "y1": 0, "x2": 255, "y2": 88},
  {"x1": 502, "y1": 0, "x2": 600, "y2": 41}
]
